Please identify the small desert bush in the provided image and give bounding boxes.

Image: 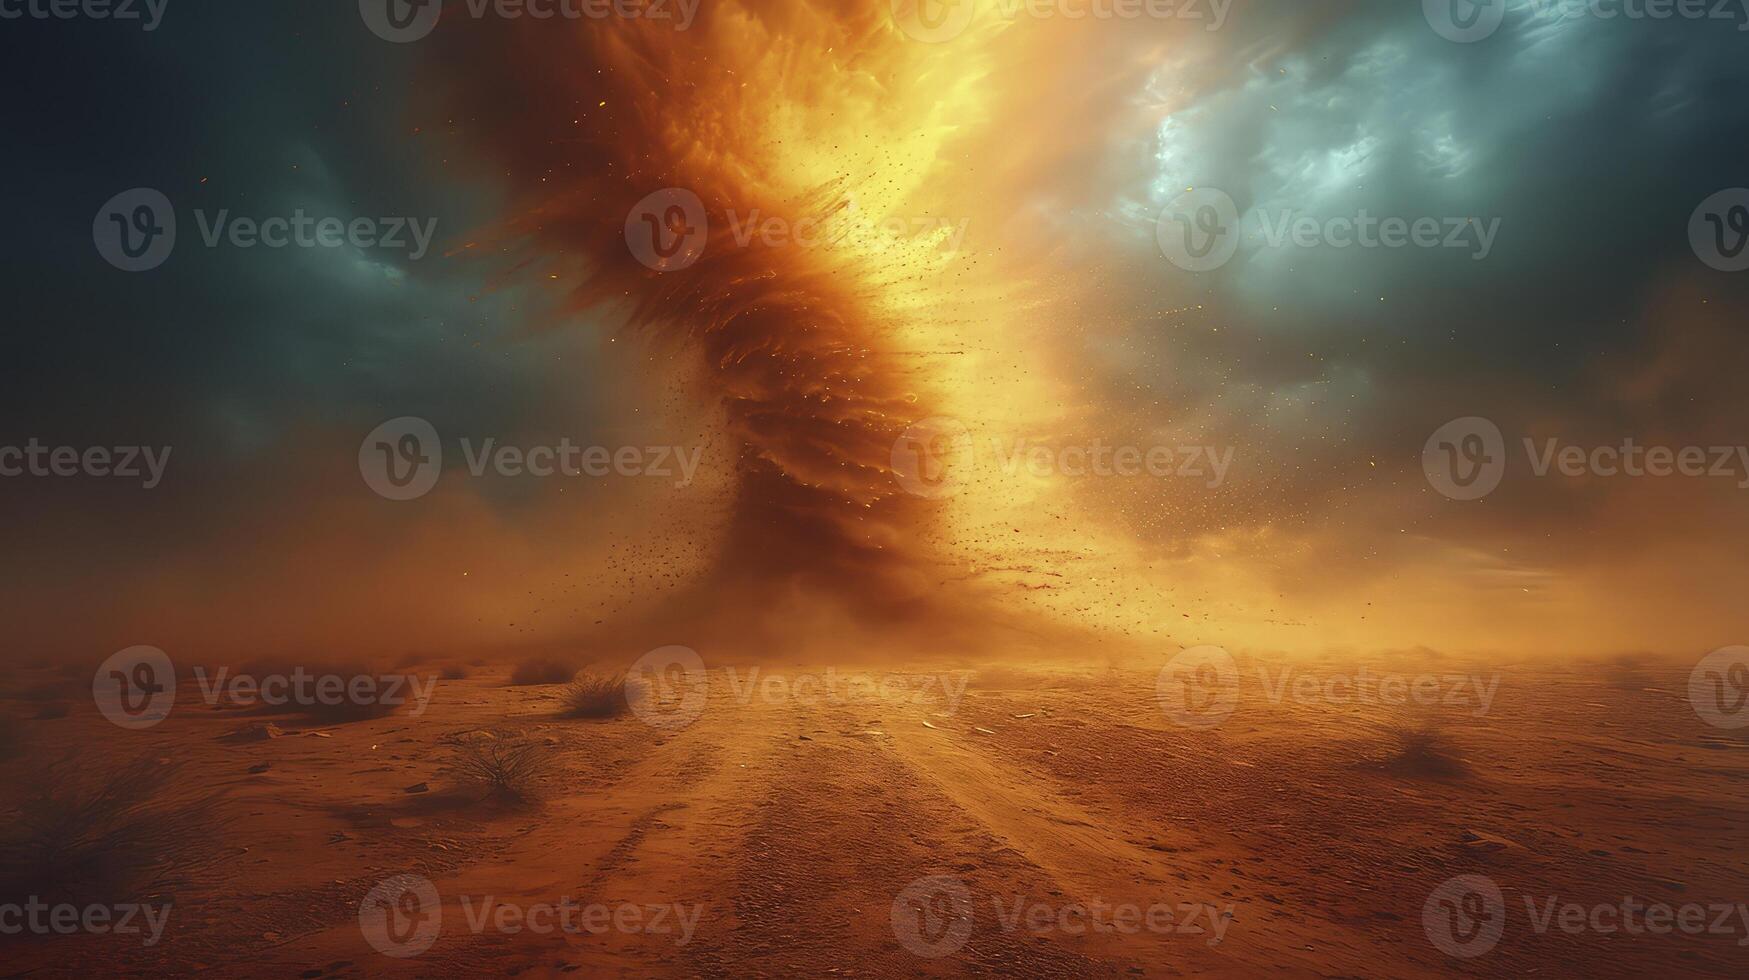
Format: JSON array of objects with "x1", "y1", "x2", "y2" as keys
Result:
[
  {"x1": 510, "y1": 658, "x2": 575, "y2": 686},
  {"x1": 560, "y1": 672, "x2": 629, "y2": 719},
  {"x1": 440, "y1": 663, "x2": 471, "y2": 681},
  {"x1": 442, "y1": 736, "x2": 555, "y2": 806},
  {"x1": 0, "y1": 757, "x2": 228, "y2": 907},
  {"x1": 225, "y1": 660, "x2": 405, "y2": 724},
  {"x1": 1375, "y1": 725, "x2": 1468, "y2": 779},
  {"x1": 3, "y1": 679, "x2": 77, "y2": 703},
  {"x1": 295, "y1": 690, "x2": 401, "y2": 724},
  {"x1": 0, "y1": 715, "x2": 20, "y2": 759}
]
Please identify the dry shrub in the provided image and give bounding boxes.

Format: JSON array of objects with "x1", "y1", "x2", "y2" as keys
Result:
[
  {"x1": 3, "y1": 679, "x2": 77, "y2": 703},
  {"x1": 1375, "y1": 725, "x2": 1469, "y2": 779},
  {"x1": 510, "y1": 659, "x2": 575, "y2": 686},
  {"x1": 294, "y1": 691, "x2": 401, "y2": 725},
  {"x1": 222, "y1": 660, "x2": 409, "y2": 724},
  {"x1": 0, "y1": 757, "x2": 228, "y2": 907},
  {"x1": 0, "y1": 715, "x2": 20, "y2": 760},
  {"x1": 443, "y1": 736, "x2": 555, "y2": 806},
  {"x1": 560, "y1": 672, "x2": 629, "y2": 719}
]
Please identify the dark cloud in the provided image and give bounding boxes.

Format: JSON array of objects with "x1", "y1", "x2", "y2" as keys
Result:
[{"x1": 2, "y1": 0, "x2": 1746, "y2": 658}]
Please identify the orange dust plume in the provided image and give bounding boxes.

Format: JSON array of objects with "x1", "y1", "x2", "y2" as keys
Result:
[{"x1": 423, "y1": 2, "x2": 1025, "y2": 655}]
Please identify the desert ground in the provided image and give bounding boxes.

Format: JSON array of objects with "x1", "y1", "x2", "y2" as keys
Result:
[{"x1": 2, "y1": 650, "x2": 1745, "y2": 978}]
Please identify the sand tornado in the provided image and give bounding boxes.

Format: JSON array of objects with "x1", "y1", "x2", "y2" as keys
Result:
[{"x1": 427, "y1": 2, "x2": 1008, "y2": 653}]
